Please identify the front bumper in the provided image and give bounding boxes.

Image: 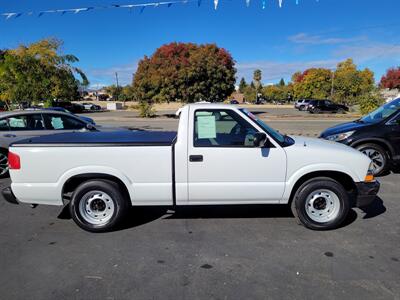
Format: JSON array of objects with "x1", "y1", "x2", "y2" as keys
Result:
[
  {"x1": 354, "y1": 181, "x2": 380, "y2": 207},
  {"x1": 2, "y1": 187, "x2": 19, "y2": 205}
]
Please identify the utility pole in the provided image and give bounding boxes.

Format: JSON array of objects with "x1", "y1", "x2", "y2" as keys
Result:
[
  {"x1": 331, "y1": 70, "x2": 335, "y2": 100},
  {"x1": 115, "y1": 72, "x2": 120, "y2": 102}
]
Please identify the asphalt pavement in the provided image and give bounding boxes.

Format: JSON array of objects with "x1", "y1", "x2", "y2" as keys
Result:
[{"x1": 0, "y1": 109, "x2": 399, "y2": 299}]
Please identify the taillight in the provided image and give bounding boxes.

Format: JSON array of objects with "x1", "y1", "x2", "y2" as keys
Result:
[{"x1": 8, "y1": 151, "x2": 20, "y2": 170}]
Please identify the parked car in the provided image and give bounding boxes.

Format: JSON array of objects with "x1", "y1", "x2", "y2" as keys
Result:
[
  {"x1": 0, "y1": 101, "x2": 7, "y2": 112},
  {"x1": 3, "y1": 103, "x2": 378, "y2": 232},
  {"x1": 320, "y1": 97, "x2": 400, "y2": 176},
  {"x1": 42, "y1": 107, "x2": 96, "y2": 125},
  {"x1": 53, "y1": 101, "x2": 84, "y2": 114},
  {"x1": 307, "y1": 100, "x2": 348, "y2": 114},
  {"x1": 82, "y1": 103, "x2": 102, "y2": 111},
  {"x1": 294, "y1": 99, "x2": 311, "y2": 110},
  {"x1": 229, "y1": 100, "x2": 239, "y2": 105},
  {"x1": 0, "y1": 110, "x2": 123, "y2": 178},
  {"x1": 255, "y1": 99, "x2": 266, "y2": 105}
]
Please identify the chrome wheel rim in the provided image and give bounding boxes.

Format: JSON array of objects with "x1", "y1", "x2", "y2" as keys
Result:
[
  {"x1": 305, "y1": 189, "x2": 340, "y2": 223},
  {"x1": 360, "y1": 148, "x2": 384, "y2": 175},
  {"x1": 79, "y1": 191, "x2": 115, "y2": 225},
  {"x1": 0, "y1": 153, "x2": 9, "y2": 176}
]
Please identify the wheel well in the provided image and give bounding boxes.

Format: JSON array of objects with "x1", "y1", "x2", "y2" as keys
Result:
[
  {"x1": 352, "y1": 140, "x2": 392, "y2": 159},
  {"x1": 62, "y1": 173, "x2": 131, "y2": 203},
  {"x1": 289, "y1": 171, "x2": 356, "y2": 204}
]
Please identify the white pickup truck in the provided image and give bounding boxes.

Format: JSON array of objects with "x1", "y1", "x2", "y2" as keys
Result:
[{"x1": 3, "y1": 104, "x2": 379, "y2": 232}]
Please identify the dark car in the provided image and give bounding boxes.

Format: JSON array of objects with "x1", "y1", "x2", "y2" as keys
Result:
[
  {"x1": 320, "y1": 97, "x2": 400, "y2": 176},
  {"x1": 229, "y1": 100, "x2": 239, "y2": 105},
  {"x1": 53, "y1": 101, "x2": 84, "y2": 114},
  {"x1": 307, "y1": 100, "x2": 348, "y2": 114}
]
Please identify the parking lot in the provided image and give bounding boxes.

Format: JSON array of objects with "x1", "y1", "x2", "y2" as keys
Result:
[{"x1": 0, "y1": 108, "x2": 399, "y2": 299}]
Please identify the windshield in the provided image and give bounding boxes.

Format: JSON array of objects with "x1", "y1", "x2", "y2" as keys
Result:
[
  {"x1": 360, "y1": 98, "x2": 400, "y2": 123},
  {"x1": 240, "y1": 108, "x2": 286, "y2": 143}
]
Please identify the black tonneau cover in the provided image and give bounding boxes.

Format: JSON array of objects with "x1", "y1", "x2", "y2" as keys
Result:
[{"x1": 12, "y1": 131, "x2": 177, "y2": 147}]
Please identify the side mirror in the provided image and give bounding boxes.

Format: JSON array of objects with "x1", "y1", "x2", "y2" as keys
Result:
[
  {"x1": 85, "y1": 123, "x2": 95, "y2": 131},
  {"x1": 253, "y1": 132, "x2": 268, "y2": 147}
]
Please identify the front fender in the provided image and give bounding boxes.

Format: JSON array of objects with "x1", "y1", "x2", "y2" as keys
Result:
[{"x1": 281, "y1": 163, "x2": 360, "y2": 203}]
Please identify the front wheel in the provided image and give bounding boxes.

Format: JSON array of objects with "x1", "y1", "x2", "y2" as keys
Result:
[
  {"x1": 291, "y1": 177, "x2": 350, "y2": 230},
  {"x1": 69, "y1": 179, "x2": 129, "y2": 232},
  {"x1": 356, "y1": 143, "x2": 389, "y2": 176}
]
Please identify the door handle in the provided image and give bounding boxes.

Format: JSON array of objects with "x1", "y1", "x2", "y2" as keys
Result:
[{"x1": 189, "y1": 155, "x2": 203, "y2": 162}]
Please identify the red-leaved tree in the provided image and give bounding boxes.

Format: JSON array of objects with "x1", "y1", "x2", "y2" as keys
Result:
[
  {"x1": 133, "y1": 42, "x2": 236, "y2": 103},
  {"x1": 380, "y1": 67, "x2": 400, "y2": 90}
]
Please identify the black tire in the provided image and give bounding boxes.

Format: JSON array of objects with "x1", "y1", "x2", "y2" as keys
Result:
[
  {"x1": 337, "y1": 108, "x2": 345, "y2": 114},
  {"x1": 290, "y1": 177, "x2": 350, "y2": 230},
  {"x1": 313, "y1": 108, "x2": 321, "y2": 114},
  {"x1": 355, "y1": 143, "x2": 389, "y2": 176},
  {"x1": 69, "y1": 179, "x2": 130, "y2": 232},
  {"x1": 0, "y1": 148, "x2": 9, "y2": 178},
  {"x1": 299, "y1": 105, "x2": 305, "y2": 111}
]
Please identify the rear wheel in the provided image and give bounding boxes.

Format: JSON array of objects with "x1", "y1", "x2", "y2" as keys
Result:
[
  {"x1": 69, "y1": 179, "x2": 129, "y2": 232},
  {"x1": 313, "y1": 108, "x2": 321, "y2": 114},
  {"x1": 356, "y1": 143, "x2": 389, "y2": 176},
  {"x1": 0, "y1": 149, "x2": 9, "y2": 178},
  {"x1": 337, "y1": 108, "x2": 345, "y2": 114},
  {"x1": 291, "y1": 177, "x2": 350, "y2": 230}
]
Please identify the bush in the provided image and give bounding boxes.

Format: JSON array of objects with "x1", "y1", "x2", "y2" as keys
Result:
[
  {"x1": 43, "y1": 100, "x2": 53, "y2": 108},
  {"x1": 139, "y1": 101, "x2": 156, "y2": 118},
  {"x1": 358, "y1": 92, "x2": 384, "y2": 115}
]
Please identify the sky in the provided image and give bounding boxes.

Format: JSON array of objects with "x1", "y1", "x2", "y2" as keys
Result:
[{"x1": 1, "y1": 0, "x2": 400, "y2": 88}]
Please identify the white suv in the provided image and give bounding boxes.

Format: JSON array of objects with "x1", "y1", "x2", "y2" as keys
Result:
[{"x1": 295, "y1": 99, "x2": 311, "y2": 111}]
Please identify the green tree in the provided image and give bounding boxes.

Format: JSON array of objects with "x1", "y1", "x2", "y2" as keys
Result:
[
  {"x1": 105, "y1": 85, "x2": 123, "y2": 101},
  {"x1": 279, "y1": 78, "x2": 285, "y2": 86},
  {"x1": 253, "y1": 69, "x2": 262, "y2": 89},
  {"x1": 133, "y1": 42, "x2": 236, "y2": 104},
  {"x1": 243, "y1": 85, "x2": 256, "y2": 103},
  {"x1": 292, "y1": 68, "x2": 332, "y2": 100},
  {"x1": 0, "y1": 39, "x2": 88, "y2": 108},
  {"x1": 238, "y1": 77, "x2": 247, "y2": 93},
  {"x1": 333, "y1": 58, "x2": 374, "y2": 105},
  {"x1": 358, "y1": 88, "x2": 385, "y2": 114},
  {"x1": 262, "y1": 84, "x2": 290, "y2": 102}
]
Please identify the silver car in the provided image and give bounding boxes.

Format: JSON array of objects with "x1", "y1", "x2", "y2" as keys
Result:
[{"x1": 0, "y1": 110, "x2": 116, "y2": 177}]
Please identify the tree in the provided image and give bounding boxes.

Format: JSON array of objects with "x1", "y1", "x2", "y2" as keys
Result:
[
  {"x1": 262, "y1": 84, "x2": 290, "y2": 102},
  {"x1": 253, "y1": 69, "x2": 262, "y2": 89},
  {"x1": 380, "y1": 67, "x2": 400, "y2": 90},
  {"x1": 238, "y1": 77, "x2": 247, "y2": 93},
  {"x1": 333, "y1": 59, "x2": 374, "y2": 105},
  {"x1": 133, "y1": 42, "x2": 236, "y2": 103},
  {"x1": 0, "y1": 39, "x2": 88, "y2": 108},
  {"x1": 292, "y1": 68, "x2": 332, "y2": 100},
  {"x1": 243, "y1": 85, "x2": 256, "y2": 103},
  {"x1": 279, "y1": 78, "x2": 285, "y2": 86},
  {"x1": 105, "y1": 85, "x2": 123, "y2": 100},
  {"x1": 358, "y1": 88, "x2": 385, "y2": 114}
]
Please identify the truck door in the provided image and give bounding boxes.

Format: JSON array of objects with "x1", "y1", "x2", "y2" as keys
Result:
[{"x1": 187, "y1": 108, "x2": 287, "y2": 204}]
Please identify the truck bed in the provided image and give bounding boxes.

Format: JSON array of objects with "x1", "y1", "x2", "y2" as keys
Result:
[{"x1": 11, "y1": 130, "x2": 177, "y2": 147}]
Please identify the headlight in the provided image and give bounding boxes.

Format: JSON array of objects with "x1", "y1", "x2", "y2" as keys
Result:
[{"x1": 325, "y1": 131, "x2": 354, "y2": 141}]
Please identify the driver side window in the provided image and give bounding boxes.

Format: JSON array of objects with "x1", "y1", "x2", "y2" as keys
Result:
[{"x1": 194, "y1": 109, "x2": 258, "y2": 147}]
